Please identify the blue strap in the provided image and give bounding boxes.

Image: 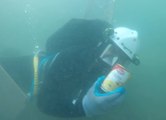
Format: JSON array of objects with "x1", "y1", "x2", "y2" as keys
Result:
[{"x1": 29, "y1": 55, "x2": 54, "y2": 97}]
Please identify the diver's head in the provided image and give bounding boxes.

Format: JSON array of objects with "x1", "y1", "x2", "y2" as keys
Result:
[{"x1": 100, "y1": 27, "x2": 140, "y2": 67}]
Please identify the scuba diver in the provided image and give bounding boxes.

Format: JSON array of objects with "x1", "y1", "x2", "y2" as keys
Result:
[{"x1": 0, "y1": 18, "x2": 140, "y2": 118}]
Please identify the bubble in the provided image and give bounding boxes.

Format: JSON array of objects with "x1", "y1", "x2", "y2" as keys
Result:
[{"x1": 24, "y1": 10, "x2": 28, "y2": 14}]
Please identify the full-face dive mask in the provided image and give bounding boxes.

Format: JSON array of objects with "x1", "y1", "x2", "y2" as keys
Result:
[
  {"x1": 100, "y1": 27, "x2": 140, "y2": 92},
  {"x1": 100, "y1": 27, "x2": 140, "y2": 67}
]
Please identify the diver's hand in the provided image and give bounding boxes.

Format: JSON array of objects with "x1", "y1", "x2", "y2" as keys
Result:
[{"x1": 82, "y1": 76, "x2": 125, "y2": 117}]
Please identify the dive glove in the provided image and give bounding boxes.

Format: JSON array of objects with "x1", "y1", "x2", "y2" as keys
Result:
[{"x1": 82, "y1": 76, "x2": 125, "y2": 117}]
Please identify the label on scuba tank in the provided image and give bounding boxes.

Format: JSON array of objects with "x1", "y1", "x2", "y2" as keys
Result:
[{"x1": 101, "y1": 64, "x2": 130, "y2": 92}]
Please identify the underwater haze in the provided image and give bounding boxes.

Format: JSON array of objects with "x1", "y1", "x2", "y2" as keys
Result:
[{"x1": 0, "y1": 0, "x2": 166, "y2": 120}]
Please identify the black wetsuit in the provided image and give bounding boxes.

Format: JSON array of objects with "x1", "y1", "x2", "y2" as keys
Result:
[
  {"x1": 37, "y1": 19, "x2": 112, "y2": 117},
  {"x1": 0, "y1": 19, "x2": 112, "y2": 117}
]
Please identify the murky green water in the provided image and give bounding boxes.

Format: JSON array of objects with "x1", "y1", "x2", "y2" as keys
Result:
[{"x1": 0, "y1": 0, "x2": 166, "y2": 120}]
